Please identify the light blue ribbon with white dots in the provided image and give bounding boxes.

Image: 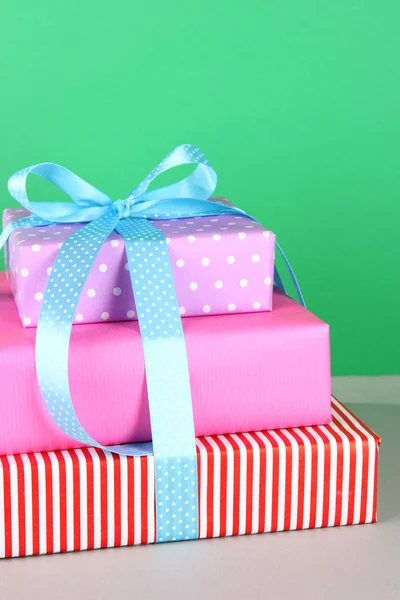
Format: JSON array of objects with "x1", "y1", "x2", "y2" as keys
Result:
[{"x1": 1, "y1": 144, "x2": 304, "y2": 544}]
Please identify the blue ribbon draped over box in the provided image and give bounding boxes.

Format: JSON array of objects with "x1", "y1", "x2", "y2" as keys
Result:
[{"x1": 0, "y1": 144, "x2": 304, "y2": 543}]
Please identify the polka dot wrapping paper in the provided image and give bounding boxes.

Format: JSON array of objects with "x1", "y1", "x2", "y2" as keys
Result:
[{"x1": 3, "y1": 204, "x2": 275, "y2": 328}]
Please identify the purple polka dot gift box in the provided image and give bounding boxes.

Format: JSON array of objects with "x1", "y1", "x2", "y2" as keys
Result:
[{"x1": 2, "y1": 206, "x2": 275, "y2": 328}]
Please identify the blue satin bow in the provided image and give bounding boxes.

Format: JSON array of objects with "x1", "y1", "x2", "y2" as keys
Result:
[
  {"x1": 1, "y1": 144, "x2": 304, "y2": 544},
  {"x1": 5, "y1": 145, "x2": 239, "y2": 225}
]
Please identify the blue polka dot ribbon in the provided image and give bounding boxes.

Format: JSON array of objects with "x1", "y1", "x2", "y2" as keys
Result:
[{"x1": 0, "y1": 144, "x2": 305, "y2": 544}]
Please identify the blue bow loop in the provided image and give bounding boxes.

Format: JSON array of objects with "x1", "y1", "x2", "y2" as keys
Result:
[
  {"x1": 8, "y1": 163, "x2": 113, "y2": 223},
  {"x1": 127, "y1": 144, "x2": 216, "y2": 203}
]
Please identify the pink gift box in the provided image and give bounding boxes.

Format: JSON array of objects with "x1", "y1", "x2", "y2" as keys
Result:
[
  {"x1": 0, "y1": 272, "x2": 331, "y2": 456},
  {"x1": 3, "y1": 203, "x2": 275, "y2": 327}
]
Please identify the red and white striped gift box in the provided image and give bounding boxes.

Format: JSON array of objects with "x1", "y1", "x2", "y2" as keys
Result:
[{"x1": 0, "y1": 397, "x2": 380, "y2": 558}]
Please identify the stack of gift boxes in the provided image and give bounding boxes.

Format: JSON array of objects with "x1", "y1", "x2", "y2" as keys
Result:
[{"x1": 0, "y1": 151, "x2": 380, "y2": 558}]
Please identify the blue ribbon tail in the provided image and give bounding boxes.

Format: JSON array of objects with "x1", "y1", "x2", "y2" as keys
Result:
[
  {"x1": 275, "y1": 241, "x2": 306, "y2": 307},
  {"x1": 116, "y1": 217, "x2": 199, "y2": 543},
  {"x1": 34, "y1": 208, "x2": 199, "y2": 543},
  {"x1": 274, "y1": 265, "x2": 286, "y2": 294}
]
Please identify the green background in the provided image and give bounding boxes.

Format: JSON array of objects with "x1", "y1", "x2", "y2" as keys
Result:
[{"x1": 0, "y1": 1, "x2": 398, "y2": 375}]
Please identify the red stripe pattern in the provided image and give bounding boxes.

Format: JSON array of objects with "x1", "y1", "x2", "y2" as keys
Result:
[{"x1": 0, "y1": 398, "x2": 380, "y2": 558}]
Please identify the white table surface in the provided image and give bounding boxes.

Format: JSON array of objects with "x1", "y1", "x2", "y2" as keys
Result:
[{"x1": 1, "y1": 376, "x2": 399, "y2": 600}]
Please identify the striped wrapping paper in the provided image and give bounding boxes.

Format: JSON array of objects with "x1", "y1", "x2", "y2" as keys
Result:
[{"x1": 0, "y1": 397, "x2": 380, "y2": 558}]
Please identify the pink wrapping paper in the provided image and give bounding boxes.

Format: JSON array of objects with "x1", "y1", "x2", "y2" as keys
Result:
[
  {"x1": 0, "y1": 273, "x2": 331, "y2": 456},
  {"x1": 3, "y1": 203, "x2": 275, "y2": 327}
]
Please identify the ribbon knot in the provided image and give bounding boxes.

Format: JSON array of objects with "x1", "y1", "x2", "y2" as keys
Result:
[{"x1": 114, "y1": 197, "x2": 138, "y2": 219}]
